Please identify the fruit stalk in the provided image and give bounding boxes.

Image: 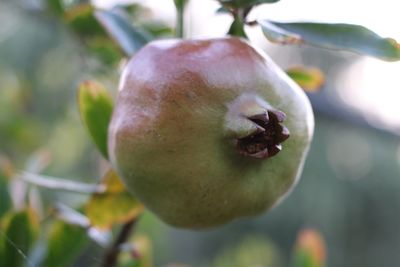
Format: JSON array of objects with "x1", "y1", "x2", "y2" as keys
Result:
[{"x1": 174, "y1": 0, "x2": 187, "y2": 38}]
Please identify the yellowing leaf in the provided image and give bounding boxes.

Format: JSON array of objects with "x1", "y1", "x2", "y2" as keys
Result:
[
  {"x1": 286, "y1": 66, "x2": 325, "y2": 92},
  {"x1": 85, "y1": 170, "x2": 144, "y2": 229},
  {"x1": 102, "y1": 169, "x2": 126, "y2": 193},
  {"x1": 78, "y1": 80, "x2": 113, "y2": 159},
  {"x1": 292, "y1": 228, "x2": 327, "y2": 267}
]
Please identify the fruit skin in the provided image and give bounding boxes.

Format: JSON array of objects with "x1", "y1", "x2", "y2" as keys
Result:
[{"x1": 108, "y1": 37, "x2": 314, "y2": 229}]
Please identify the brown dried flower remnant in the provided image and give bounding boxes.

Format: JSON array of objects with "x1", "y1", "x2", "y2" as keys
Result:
[{"x1": 236, "y1": 110, "x2": 290, "y2": 159}]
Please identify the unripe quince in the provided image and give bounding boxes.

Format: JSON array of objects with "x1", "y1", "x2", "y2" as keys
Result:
[{"x1": 108, "y1": 37, "x2": 314, "y2": 229}]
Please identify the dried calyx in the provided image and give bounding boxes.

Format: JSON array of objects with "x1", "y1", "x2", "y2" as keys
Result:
[
  {"x1": 225, "y1": 93, "x2": 290, "y2": 160},
  {"x1": 236, "y1": 109, "x2": 290, "y2": 159}
]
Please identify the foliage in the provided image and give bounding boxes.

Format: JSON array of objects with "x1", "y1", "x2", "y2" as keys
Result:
[
  {"x1": 85, "y1": 169, "x2": 144, "y2": 229},
  {"x1": 78, "y1": 81, "x2": 113, "y2": 159}
]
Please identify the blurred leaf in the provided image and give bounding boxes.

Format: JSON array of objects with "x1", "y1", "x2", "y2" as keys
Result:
[
  {"x1": 119, "y1": 3, "x2": 142, "y2": 15},
  {"x1": 209, "y1": 236, "x2": 281, "y2": 267},
  {"x1": 118, "y1": 235, "x2": 153, "y2": 267},
  {"x1": 0, "y1": 178, "x2": 11, "y2": 218},
  {"x1": 142, "y1": 22, "x2": 174, "y2": 38},
  {"x1": 216, "y1": 6, "x2": 230, "y2": 13},
  {"x1": 78, "y1": 80, "x2": 113, "y2": 159},
  {"x1": 64, "y1": 4, "x2": 106, "y2": 38},
  {"x1": 87, "y1": 37, "x2": 122, "y2": 65},
  {"x1": 95, "y1": 10, "x2": 151, "y2": 56},
  {"x1": 0, "y1": 209, "x2": 39, "y2": 267},
  {"x1": 219, "y1": 0, "x2": 280, "y2": 9},
  {"x1": 41, "y1": 221, "x2": 89, "y2": 267},
  {"x1": 19, "y1": 172, "x2": 104, "y2": 194},
  {"x1": 0, "y1": 116, "x2": 45, "y2": 156},
  {"x1": 0, "y1": 156, "x2": 12, "y2": 217},
  {"x1": 64, "y1": 4, "x2": 124, "y2": 65},
  {"x1": 46, "y1": 0, "x2": 64, "y2": 15},
  {"x1": 259, "y1": 20, "x2": 400, "y2": 61},
  {"x1": 0, "y1": 155, "x2": 14, "y2": 180},
  {"x1": 291, "y1": 229, "x2": 326, "y2": 267},
  {"x1": 85, "y1": 170, "x2": 144, "y2": 229},
  {"x1": 0, "y1": 181, "x2": 11, "y2": 219},
  {"x1": 286, "y1": 66, "x2": 325, "y2": 92}
]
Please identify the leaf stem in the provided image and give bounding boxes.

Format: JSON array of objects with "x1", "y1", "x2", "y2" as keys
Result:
[{"x1": 102, "y1": 217, "x2": 139, "y2": 267}]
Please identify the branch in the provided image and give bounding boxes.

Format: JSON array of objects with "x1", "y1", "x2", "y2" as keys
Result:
[{"x1": 102, "y1": 217, "x2": 139, "y2": 267}]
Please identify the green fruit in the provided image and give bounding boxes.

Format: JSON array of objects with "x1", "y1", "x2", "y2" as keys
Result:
[{"x1": 108, "y1": 37, "x2": 314, "y2": 229}]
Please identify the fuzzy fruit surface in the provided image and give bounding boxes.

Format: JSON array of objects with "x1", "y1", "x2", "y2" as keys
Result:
[{"x1": 108, "y1": 37, "x2": 314, "y2": 229}]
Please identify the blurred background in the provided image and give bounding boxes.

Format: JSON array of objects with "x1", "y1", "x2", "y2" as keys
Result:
[{"x1": 1, "y1": 0, "x2": 400, "y2": 266}]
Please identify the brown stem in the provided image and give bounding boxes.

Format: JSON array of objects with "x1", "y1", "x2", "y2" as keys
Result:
[
  {"x1": 102, "y1": 218, "x2": 138, "y2": 267},
  {"x1": 245, "y1": 20, "x2": 258, "y2": 26}
]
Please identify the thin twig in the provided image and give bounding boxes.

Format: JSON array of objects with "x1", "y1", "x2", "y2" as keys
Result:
[
  {"x1": 102, "y1": 218, "x2": 138, "y2": 267},
  {"x1": 18, "y1": 171, "x2": 105, "y2": 194}
]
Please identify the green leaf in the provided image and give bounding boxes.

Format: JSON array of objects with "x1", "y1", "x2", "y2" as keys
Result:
[
  {"x1": 142, "y1": 22, "x2": 173, "y2": 38},
  {"x1": 219, "y1": 0, "x2": 280, "y2": 9},
  {"x1": 64, "y1": 4, "x2": 124, "y2": 65},
  {"x1": 286, "y1": 66, "x2": 325, "y2": 92},
  {"x1": 41, "y1": 221, "x2": 89, "y2": 267},
  {"x1": 78, "y1": 80, "x2": 113, "y2": 159},
  {"x1": 0, "y1": 209, "x2": 39, "y2": 267},
  {"x1": 86, "y1": 37, "x2": 123, "y2": 66},
  {"x1": 64, "y1": 4, "x2": 106, "y2": 38},
  {"x1": 85, "y1": 170, "x2": 144, "y2": 229},
  {"x1": 292, "y1": 250, "x2": 315, "y2": 267},
  {"x1": 0, "y1": 156, "x2": 12, "y2": 217},
  {"x1": 95, "y1": 10, "x2": 151, "y2": 57},
  {"x1": 46, "y1": 0, "x2": 64, "y2": 15},
  {"x1": 259, "y1": 20, "x2": 400, "y2": 61},
  {"x1": 0, "y1": 177, "x2": 10, "y2": 217}
]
